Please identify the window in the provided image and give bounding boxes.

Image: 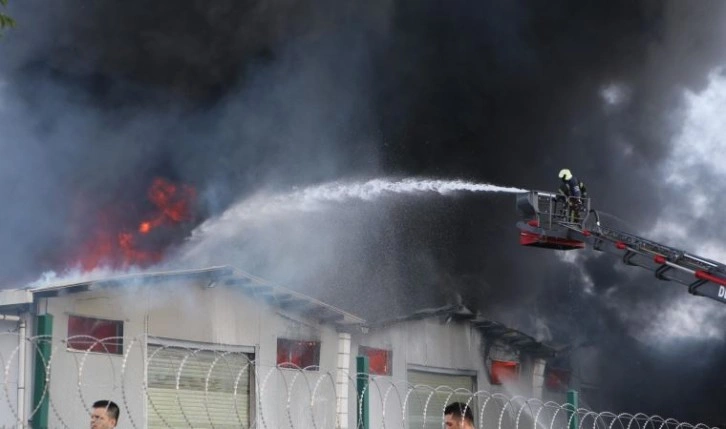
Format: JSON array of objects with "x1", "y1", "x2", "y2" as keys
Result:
[
  {"x1": 67, "y1": 315, "x2": 123, "y2": 354},
  {"x1": 359, "y1": 346, "x2": 392, "y2": 376},
  {"x1": 489, "y1": 360, "x2": 519, "y2": 385},
  {"x1": 545, "y1": 367, "x2": 570, "y2": 391},
  {"x1": 276, "y1": 338, "x2": 320, "y2": 369}
]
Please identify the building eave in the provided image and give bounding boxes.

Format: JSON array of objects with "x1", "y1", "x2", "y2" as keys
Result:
[
  {"x1": 472, "y1": 317, "x2": 556, "y2": 358},
  {"x1": 17, "y1": 265, "x2": 366, "y2": 330}
]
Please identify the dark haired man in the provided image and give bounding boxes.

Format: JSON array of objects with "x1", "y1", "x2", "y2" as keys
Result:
[
  {"x1": 444, "y1": 401, "x2": 475, "y2": 429},
  {"x1": 90, "y1": 400, "x2": 119, "y2": 429}
]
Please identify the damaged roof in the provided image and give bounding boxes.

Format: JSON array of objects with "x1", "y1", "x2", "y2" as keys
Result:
[
  {"x1": 0, "y1": 265, "x2": 366, "y2": 330},
  {"x1": 472, "y1": 317, "x2": 556, "y2": 358},
  {"x1": 1, "y1": 267, "x2": 556, "y2": 356},
  {"x1": 369, "y1": 303, "x2": 556, "y2": 358}
]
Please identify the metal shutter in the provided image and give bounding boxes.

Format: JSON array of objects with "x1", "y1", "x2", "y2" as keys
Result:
[
  {"x1": 407, "y1": 370, "x2": 475, "y2": 429},
  {"x1": 147, "y1": 344, "x2": 253, "y2": 428}
]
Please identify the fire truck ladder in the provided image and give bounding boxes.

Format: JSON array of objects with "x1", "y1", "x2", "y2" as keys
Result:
[{"x1": 516, "y1": 190, "x2": 726, "y2": 305}]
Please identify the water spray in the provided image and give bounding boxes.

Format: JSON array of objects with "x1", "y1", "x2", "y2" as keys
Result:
[
  {"x1": 191, "y1": 177, "x2": 526, "y2": 236},
  {"x1": 286, "y1": 178, "x2": 528, "y2": 202},
  {"x1": 35, "y1": 177, "x2": 524, "y2": 285}
]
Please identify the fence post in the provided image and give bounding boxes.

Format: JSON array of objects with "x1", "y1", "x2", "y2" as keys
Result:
[
  {"x1": 31, "y1": 314, "x2": 53, "y2": 429},
  {"x1": 567, "y1": 389, "x2": 579, "y2": 429},
  {"x1": 356, "y1": 355, "x2": 369, "y2": 429}
]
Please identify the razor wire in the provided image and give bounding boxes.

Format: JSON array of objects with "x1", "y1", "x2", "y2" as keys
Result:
[{"x1": 0, "y1": 333, "x2": 719, "y2": 429}]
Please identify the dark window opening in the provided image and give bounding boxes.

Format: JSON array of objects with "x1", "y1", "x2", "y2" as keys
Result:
[
  {"x1": 67, "y1": 315, "x2": 124, "y2": 355},
  {"x1": 489, "y1": 360, "x2": 519, "y2": 385},
  {"x1": 276, "y1": 338, "x2": 320, "y2": 369},
  {"x1": 545, "y1": 367, "x2": 571, "y2": 391},
  {"x1": 359, "y1": 346, "x2": 392, "y2": 376}
]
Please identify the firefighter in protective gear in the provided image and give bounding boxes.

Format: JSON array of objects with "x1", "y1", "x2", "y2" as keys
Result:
[{"x1": 557, "y1": 169, "x2": 587, "y2": 221}]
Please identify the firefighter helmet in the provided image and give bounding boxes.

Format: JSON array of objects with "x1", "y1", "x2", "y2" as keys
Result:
[{"x1": 558, "y1": 169, "x2": 572, "y2": 181}]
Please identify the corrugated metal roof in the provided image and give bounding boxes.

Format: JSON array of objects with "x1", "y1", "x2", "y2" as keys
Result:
[
  {"x1": 3, "y1": 265, "x2": 366, "y2": 330},
  {"x1": 369, "y1": 303, "x2": 476, "y2": 327},
  {"x1": 30, "y1": 266, "x2": 232, "y2": 297},
  {"x1": 472, "y1": 317, "x2": 556, "y2": 357},
  {"x1": 368, "y1": 303, "x2": 556, "y2": 357}
]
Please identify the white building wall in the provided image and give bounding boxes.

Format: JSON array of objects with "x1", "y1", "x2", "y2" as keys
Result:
[
  {"x1": 39, "y1": 287, "x2": 147, "y2": 429},
  {"x1": 353, "y1": 318, "x2": 487, "y2": 381},
  {"x1": 349, "y1": 318, "x2": 490, "y2": 429},
  {"x1": 0, "y1": 319, "x2": 20, "y2": 428},
  {"x1": 35, "y1": 278, "x2": 340, "y2": 429}
]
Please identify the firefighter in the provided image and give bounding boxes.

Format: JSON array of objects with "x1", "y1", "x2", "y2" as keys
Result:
[{"x1": 557, "y1": 168, "x2": 587, "y2": 221}]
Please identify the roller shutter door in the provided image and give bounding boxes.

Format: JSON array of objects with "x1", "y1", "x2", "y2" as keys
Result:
[
  {"x1": 407, "y1": 369, "x2": 476, "y2": 429},
  {"x1": 147, "y1": 344, "x2": 253, "y2": 428}
]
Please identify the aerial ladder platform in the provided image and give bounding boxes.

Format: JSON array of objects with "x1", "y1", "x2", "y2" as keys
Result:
[{"x1": 516, "y1": 190, "x2": 726, "y2": 305}]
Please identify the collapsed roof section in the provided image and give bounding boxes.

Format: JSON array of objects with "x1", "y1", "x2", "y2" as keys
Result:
[{"x1": 370, "y1": 303, "x2": 556, "y2": 358}]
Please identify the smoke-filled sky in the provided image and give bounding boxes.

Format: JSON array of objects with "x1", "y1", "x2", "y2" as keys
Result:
[{"x1": 3, "y1": 0, "x2": 726, "y2": 422}]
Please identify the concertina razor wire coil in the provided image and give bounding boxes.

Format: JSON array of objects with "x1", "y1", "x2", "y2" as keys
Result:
[{"x1": 0, "y1": 333, "x2": 718, "y2": 429}]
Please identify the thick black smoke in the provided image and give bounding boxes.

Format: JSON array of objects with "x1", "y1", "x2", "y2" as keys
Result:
[{"x1": 3, "y1": 0, "x2": 726, "y2": 423}]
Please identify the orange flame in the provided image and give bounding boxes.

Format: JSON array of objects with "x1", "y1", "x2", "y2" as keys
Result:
[
  {"x1": 137, "y1": 178, "x2": 196, "y2": 235},
  {"x1": 139, "y1": 222, "x2": 152, "y2": 234},
  {"x1": 75, "y1": 178, "x2": 196, "y2": 270}
]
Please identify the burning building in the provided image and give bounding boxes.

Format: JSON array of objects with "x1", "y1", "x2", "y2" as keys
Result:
[{"x1": 0, "y1": 265, "x2": 566, "y2": 428}]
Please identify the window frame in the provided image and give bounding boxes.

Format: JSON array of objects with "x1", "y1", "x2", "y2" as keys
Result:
[
  {"x1": 276, "y1": 338, "x2": 321, "y2": 370},
  {"x1": 544, "y1": 366, "x2": 571, "y2": 392},
  {"x1": 359, "y1": 345, "x2": 393, "y2": 376},
  {"x1": 488, "y1": 360, "x2": 520, "y2": 385},
  {"x1": 66, "y1": 314, "x2": 124, "y2": 355}
]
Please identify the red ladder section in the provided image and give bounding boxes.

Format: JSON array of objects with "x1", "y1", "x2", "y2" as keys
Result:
[{"x1": 563, "y1": 221, "x2": 726, "y2": 305}]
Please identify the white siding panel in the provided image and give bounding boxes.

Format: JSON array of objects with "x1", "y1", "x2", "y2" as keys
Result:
[{"x1": 0, "y1": 323, "x2": 19, "y2": 429}]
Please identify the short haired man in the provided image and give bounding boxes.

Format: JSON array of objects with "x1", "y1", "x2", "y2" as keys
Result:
[
  {"x1": 90, "y1": 400, "x2": 119, "y2": 429},
  {"x1": 444, "y1": 401, "x2": 475, "y2": 429}
]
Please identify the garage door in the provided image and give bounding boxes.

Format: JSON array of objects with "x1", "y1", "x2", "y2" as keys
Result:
[
  {"x1": 147, "y1": 344, "x2": 254, "y2": 428},
  {"x1": 407, "y1": 369, "x2": 476, "y2": 429}
]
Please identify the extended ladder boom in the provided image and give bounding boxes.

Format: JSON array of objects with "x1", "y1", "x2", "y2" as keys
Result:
[{"x1": 516, "y1": 190, "x2": 726, "y2": 305}]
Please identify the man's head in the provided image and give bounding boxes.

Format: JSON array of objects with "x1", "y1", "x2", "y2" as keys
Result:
[
  {"x1": 90, "y1": 400, "x2": 119, "y2": 429},
  {"x1": 444, "y1": 402, "x2": 475, "y2": 429}
]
